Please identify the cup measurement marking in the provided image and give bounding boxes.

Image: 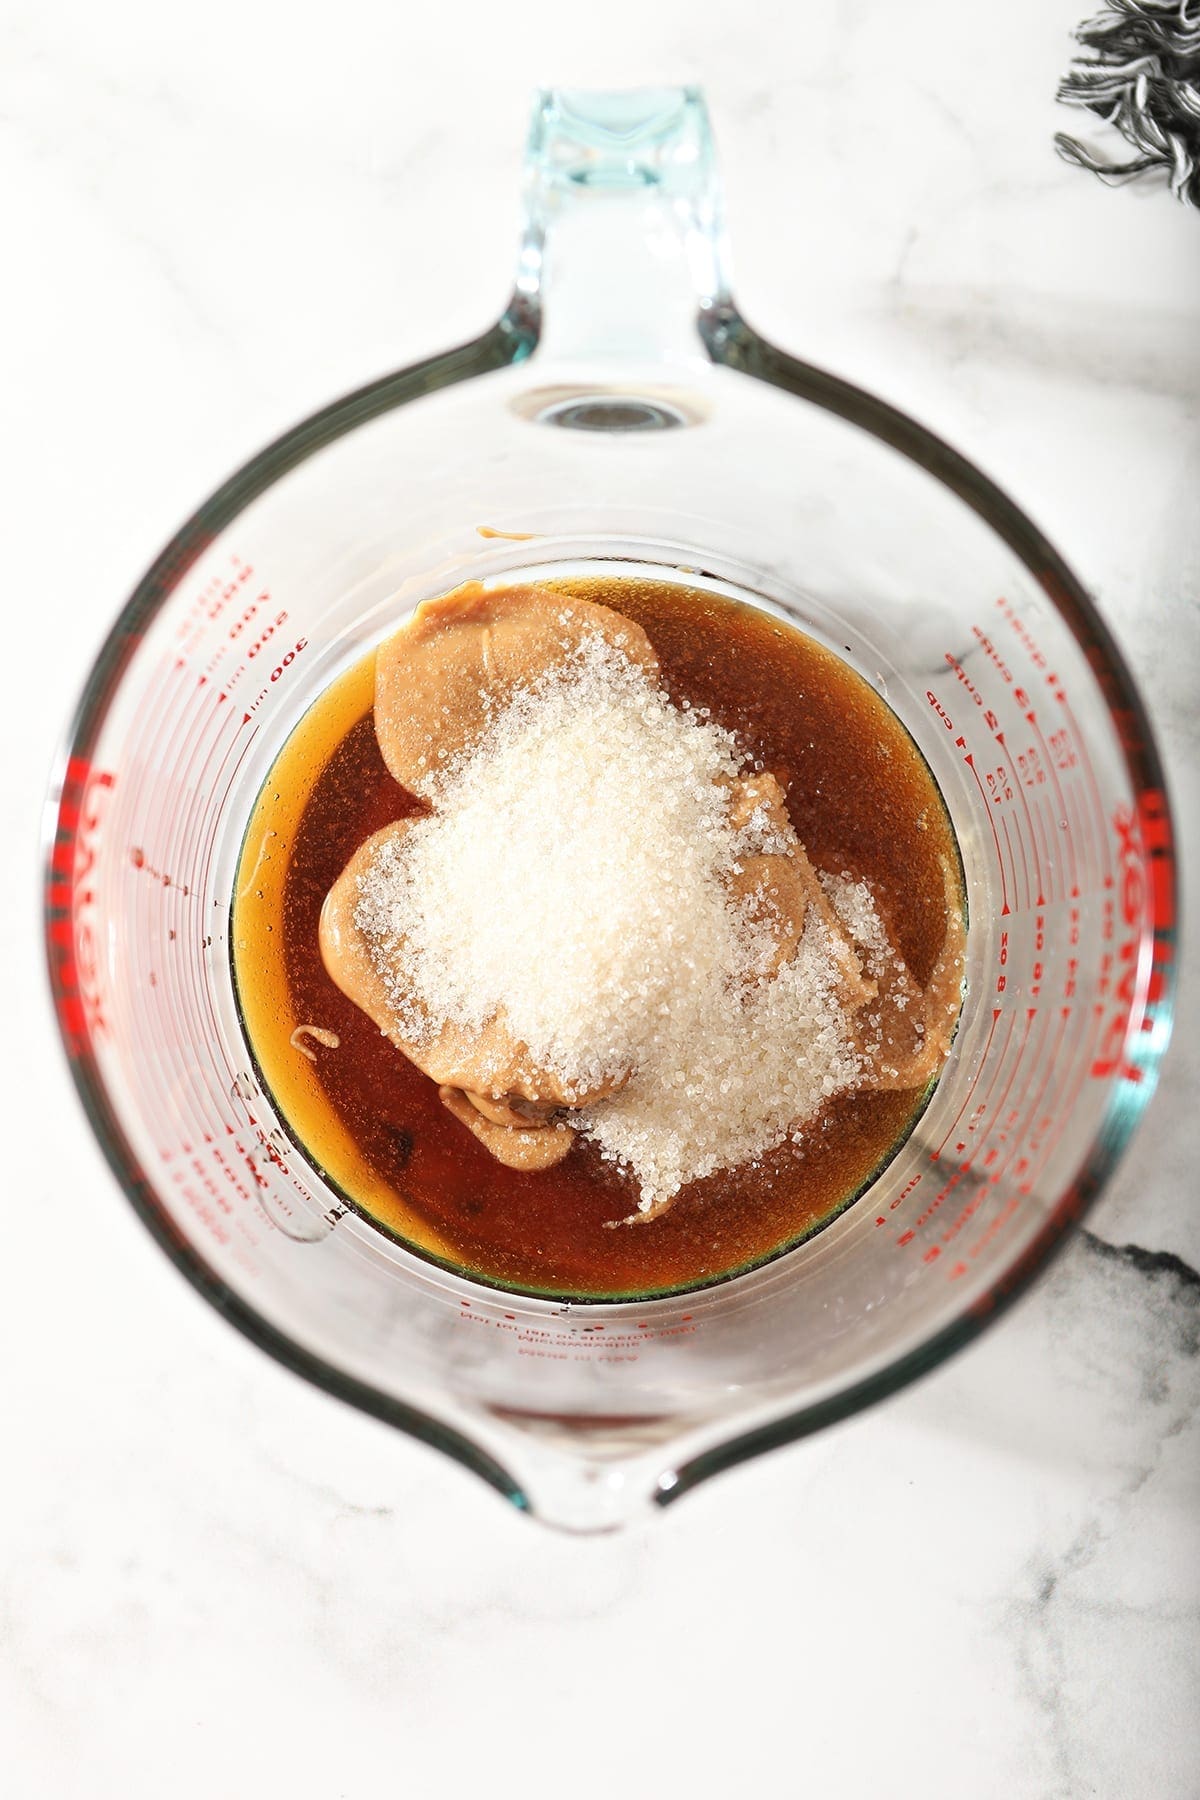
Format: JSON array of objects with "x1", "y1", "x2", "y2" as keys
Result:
[
  {"x1": 1028, "y1": 1000, "x2": 1109, "y2": 1187},
  {"x1": 1062, "y1": 691, "x2": 1113, "y2": 890},
  {"x1": 995, "y1": 728, "x2": 1046, "y2": 905},
  {"x1": 172, "y1": 553, "x2": 257, "y2": 656},
  {"x1": 933, "y1": 1006, "x2": 1003, "y2": 1158},
  {"x1": 905, "y1": 999, "x2": 1072, "y2": 1270},
  {"x1": 904, "y1": 592, "x2": 1133, "y2": 1261},
  {"x1": 960, "y1": 749, "x2": 1013, "y2": 915},
  {"x1": 958, "y1": 1007, "x2": 1020, "y2": 1152},
  {"x1": 118, "y1": 656, "x2": 266, "y2": 1262},
  {"x1": 123, "y1": 655, "x2": 210, "y2": 1137},
  {"x1": 141, "y1": 658, "x2": 236, "y2": 1052},
  {"x1": 998, "y1": 810, "x2": 1030, "y2": 914},
  {"x1": 102, "y1": 549, "x2": 318, "y2": 1246},
  {"x1": 994, "y1": 596, "x2": 1114, "y2": 890},
  {"x1": 1024, "y1": 704, "x2": 1080, "y2": 897},
  {"x1": 974, "y1": 1004, "x2": 1038, "y2": 1157},
  {"x1": 1031, "y1": 795, "x2": 1061, "y2": 907},
  {"x1": 968, "y1": 622, "x2": 1082, "y2": 903},
  {"x1": 1010, "y1": 1004, "x2": 1074, "y2": 1185},
  {"x1": 194, "y1": 639, "x2": 320, "y2": 1215}
]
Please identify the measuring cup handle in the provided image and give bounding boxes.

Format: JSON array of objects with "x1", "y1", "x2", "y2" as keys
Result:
[{"x1": 507, "y1": 86, "x2": 733, "y2": 363}]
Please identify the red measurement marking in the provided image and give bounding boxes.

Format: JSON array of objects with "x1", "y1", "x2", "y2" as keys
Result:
[
  {"x1": 1002, "y1": 1008, "x2": 1048, "y2": 1143},
  {"x1": 996, "y1": 596, "x2": 1049, "y2": 670},
  {"x1": 934, "y1": 1007, "x2": 1002, "y2": 1157},
  {"x1": 1089, "y1": 801, "x2": 1158, "y2": 1085},
  {"x1": 968, "y1": 1193, "x2": 1021, "y2": 1265},
  {"x1": 1031, "y1": 795, "x2": 1061, "y2": 906},
  {"x1": 173, "y1": 555, "x2": 255, "y2": 656},
  {"x1": 971, "y1": 623, "x2": 1019, "y2": 684},
  {"x1": 172, "y1": 1174, "x2": 232, "y2": 1247},
  {"x1": 978, "y1": 1029, "x2": 1057, "y2": 1209},
  {"x1": 1139, "y1": 788, "x2": 1175, "y2": 932},
  {"x1": 127, "y1": 847, "x2": 191, "y2": 896},
  {"x1": 1022, "y1": 1004, "x2": 1106, "y2": 1196},
  {"x1": 1062, "y1": 696, "x2": 1112, "y2": 885},
  {"x1": 1029, "y1": 795, "x2": 1057, "y2": 907},
  {"x1": 940, "y1": 1138, "x2": 1026, "y2": 1246},
  {"x1": 940, "y1": 1190, "x2": 985, "y2": 1246},
  {"x1": 239, "y1": 638, "x2": 309, "y2": 718},
  {"x1": 903, "y1": 1160, "x2": 973, "y2": 1244},
  {"x1": 1064, "y1": 763, "x2": 1100, "y2": 894},
  {"x1": 996, "y1": 730, "x2": 1045, "y2": 904},
  {"x1": 1017, "y1": 1006, "x2": 1072, "y2": 1189},
  {"x1": 1026, "y1": 707, "x2": 1079, "y2": 897},
  {"x1": 985, "y1": 1007, "x2": 1038, "y2": 1147},
  {"x1": 963, "y1": 753, "x2": 1011, "y2": 914},
  {"x1": 47, "y1": 759, "x2": 118, "y2": 1056},
  {"x1": 1043, "y1": 709, "x2": 1101, "y2": 892},
  {"x1": 190, "y1": 720, "x2": 267, "y2": 1058},
  {"x1": 879, "y1": 1173, "x2": 926, "y2": 1227},
  {"x1": 962, "y1": 1009, "x2": 1019, "y2": 1143},
  {"x1": 999, "y1": 813, "x2": 1030, "y2": 913},
  {"x1": 1077, "y1": 1001, "x2": 1109, "y2": 1096},
  {"x1": 117, "y1": 672, "x2": 235, "y2": 1179}
]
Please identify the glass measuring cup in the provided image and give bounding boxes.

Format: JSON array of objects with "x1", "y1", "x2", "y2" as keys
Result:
[{"x1": 44, "y1": 87, "x2": 1177, "y2": 1532}]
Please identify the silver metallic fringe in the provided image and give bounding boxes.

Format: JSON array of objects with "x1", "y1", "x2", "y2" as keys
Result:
[{"x1": 1056, "y1": 0, "x2": 1200, "y2": 206}]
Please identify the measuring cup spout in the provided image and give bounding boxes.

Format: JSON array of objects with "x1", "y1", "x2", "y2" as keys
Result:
[
  {"x1": 475, "y1": 1408, "x2": 703, "y2": 1534},
  {"x1": 508, "y1": 85, "x2": 732, "y2": 365}
]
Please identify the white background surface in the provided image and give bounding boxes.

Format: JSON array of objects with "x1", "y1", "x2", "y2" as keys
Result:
[{"x1": 3, "y1": 1, "x2": 1198, "y2": 1795}]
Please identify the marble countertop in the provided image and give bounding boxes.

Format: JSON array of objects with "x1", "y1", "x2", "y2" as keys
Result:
[{"x1": 2, "y1": 0, "x2": 1197, "y2": 1794}]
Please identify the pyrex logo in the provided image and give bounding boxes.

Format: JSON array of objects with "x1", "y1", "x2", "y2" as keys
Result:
[
  {"x1": 1090, "y1": 792, "x2": 1172, "y2": 1085},
  {"x1": 48, "y1": 758, "x2": 116, "y2": 1054},
  {"x1": 74, "y1": 767, "x2": 116, "y2": 1043}
]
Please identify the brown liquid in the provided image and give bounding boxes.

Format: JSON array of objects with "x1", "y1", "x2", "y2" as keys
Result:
[{"x1": 232, "y1": 578, "x2": 962, "y2": 1299}]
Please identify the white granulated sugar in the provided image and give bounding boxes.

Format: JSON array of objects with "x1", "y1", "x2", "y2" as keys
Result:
[
  {"x1": 823, "y1": 873, "x2": 891, "y2": 964},
  {"x1": 577, "y1": 911, "x2": 861, "y2": 1205},
  {"x1": 356, "y1": 629, "x2": 872, "y2": 1208}
]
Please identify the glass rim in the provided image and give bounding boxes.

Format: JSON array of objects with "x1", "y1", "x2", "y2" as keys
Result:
[{"x1": 42, "y1": 303, "x2": 1179, "y2": 1520}]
